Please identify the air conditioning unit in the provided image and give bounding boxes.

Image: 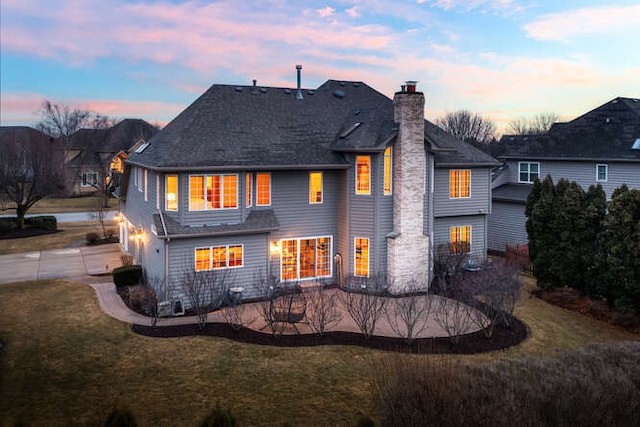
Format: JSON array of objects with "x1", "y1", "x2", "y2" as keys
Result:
[{"x1": 157, "y1": 301, "x2": 172, "y2": 317}]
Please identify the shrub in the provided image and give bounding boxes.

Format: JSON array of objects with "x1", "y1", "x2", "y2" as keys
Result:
[
  {"x1": 112, "y1": 265, "x2": 143, "y2": 288},
  {"x1": 121, "y1": 254, "x2": 135, "y2": 266},
  {"x1": 0, "y1": 218, "x2": 16, "y2": 234},
  {"x1": 25, "y1": 215, "x2": 57, "y2": 231},
  {"x1": 86, "y1": 232, "x2": 100, "y2": 244},
  {"x1": 106, "y1": 228, "x2": 117, "y2": 239}
]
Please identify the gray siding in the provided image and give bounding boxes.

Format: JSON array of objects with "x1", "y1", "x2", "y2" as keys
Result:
[
  {"x1": 433, "y1": 167, "x2": 491, "y2": 217},
  {"x1": 487, "y1": 201, "x2": 528, "y2": 252},
  {"x1": 433, "y1": 215, "x2": 487, "y2": 264},
  {"x1": 502, "y1": 160, "x2": 640, "y2": 199}
]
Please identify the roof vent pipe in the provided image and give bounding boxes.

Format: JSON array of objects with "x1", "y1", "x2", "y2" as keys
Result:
[
  {"x1": 296, "y1": 65, "x2": 303, "y2": 100},
  {"x1": 252, "y1": 79, "x2": 257, "y2": 87}
]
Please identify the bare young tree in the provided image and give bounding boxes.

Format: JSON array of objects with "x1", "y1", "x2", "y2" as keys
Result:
[
  {"x1": 385, "y1": 277, "x2": 433, "y2": 344},
  {"x1": 435, "y1": 110, "x2": 497, "y2": 147},
  {"x1": 506, "y1": 112, "x2": 560, "y2": 135},
  {"x1": 432, "y1": 294, "x2": 475, "y2": 344},
  {"x1": 304, "y1": 282, "x2": 343, "y2": 337},
  {"x1": 0, "y1": 130, "x2": 66, "y2": 228},
  {"x1": 35, "y1": 100, "x2": 117, "y2": 143},
  {"x1": 220, "y1": 294, "x2": 255, "y2": 332},
  {"x1": 340, "y1": 274, "x2": 388, "y2": 339}
]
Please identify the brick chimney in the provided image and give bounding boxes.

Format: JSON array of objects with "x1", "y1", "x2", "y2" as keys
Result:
[{"x1": 387, "y1": 81, "x2": 430, "y2": 293}]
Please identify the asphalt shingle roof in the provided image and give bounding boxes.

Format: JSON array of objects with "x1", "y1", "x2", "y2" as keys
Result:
[
  {"x1": 128, "y1": 80, "x2": 498, "y2": 170},
  {"x1": 492, "y1": 183, "x2": 532, "y2": 204},
  {"x1": 493, "y1": 97, "x2": 640, "y2": 162}
]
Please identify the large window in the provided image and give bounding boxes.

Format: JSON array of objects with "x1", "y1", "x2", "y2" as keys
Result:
[
  {"x1": 384, "y1": 147, "x2": 392, "y2": 195},
  {"x1": 596, "y1": 164, "x2": 608, "y2": 182},
  {"x1": 450, "y1": 225, "x2": 471, "y2": 254},
  {"x1": 246, "y1": 172, "x2": 253, "y2": 207},
  {"x1": 280, "y1": 236, "x2": 332, "y2": 280},
  {"x1": 519, "y1": 162, "x2": 539, "y2": 183},
  {"x1": 166, "y1": 175, "x2": 178, "y2": 211},
  {"x1": 449, "y1": 169, "x2": 470, "y2": 198},
  {"x1": 189, "y1": 174, "x2": 238, "y2": 211},
  {"x1": 354, "y1": 237, "x2": 369, "y2": 277},
  {"x1": 309, "y1": 172, "x2": 323, "y2": 204},
  {"x1": 256, "y1": 172, "x2": 271, "y2": 206},
  {"x1": 195, "y1": 245, "x2": 244, "y2": 271},
  {"x1": 356, "y1": 155, "x2": 371, "y2": 195}
]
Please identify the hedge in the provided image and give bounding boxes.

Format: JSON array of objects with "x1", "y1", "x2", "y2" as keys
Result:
[
  {"x1": 112, "y1": 265, "x2": 143, "y2": 287},
  {"x1": 25, "y1": 215, "x2": 58, "y2": 231}
]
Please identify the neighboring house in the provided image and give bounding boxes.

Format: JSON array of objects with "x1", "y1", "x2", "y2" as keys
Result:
[
  {"x1": 117, "y1": 75, "x2": 499, "y2": 310},
  {"x1": 65, "y1": 119, "x2": 158, "y2": 195},
  {"x1": 489, "y1": 97, "x2": 640, "y2": 252}
]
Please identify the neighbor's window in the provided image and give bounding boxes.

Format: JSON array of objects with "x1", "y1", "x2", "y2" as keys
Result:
[
  {"x1": 256, "y1": 172, "x2": 271, "y2": 206},
  {"x1": 384, "y1": 147, "x2": 392, "y2": 195},
  {"x1": 356, "y1": 155, "x2": 371, "y2": 195},
  {"x1": 280, "y1": 236, "x2": 332, "y2": 281},
  {"x1": 519, "y1": 162, "x2": 540, "y2": 183},
  {"x1": 82, "y1": 171, "x2": 98, "y2": 187},
  {"x1": 596, "y1": 164, "x2": 608, "y2": 182},
  {"x1": 450, "y1": 225, "x2": 471, "y2": 255},
  {"x1": 246, "y1": 173, "x2": 253, "y2": 207},
  {"x1": 354, "y1": 237, "x2": 369, "y2": 277},
  {"x1": 309, "y1": 172, "x2": 323, "y2": 204},
  {"x1": 449, "y1": 169, "x2": 470, "y2": 198},
  {"x1": 166, "y1": 175, "x2": 178, "y2": 211},
  {"x1": 189, "y1": 174, "x2": 238, "y2": 211},
  {"x1": 194, "y1": 245, "x2": 244, "y2": 271}
]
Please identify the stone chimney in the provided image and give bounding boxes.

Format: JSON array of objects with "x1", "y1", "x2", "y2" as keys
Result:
[{"x1": 387, "y1": 81, "x2": 430, "y2": 293}]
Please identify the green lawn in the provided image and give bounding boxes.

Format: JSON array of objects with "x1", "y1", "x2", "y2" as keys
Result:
[{"x1": 0, "y1": 278, "x2": 638, "y2": 426}]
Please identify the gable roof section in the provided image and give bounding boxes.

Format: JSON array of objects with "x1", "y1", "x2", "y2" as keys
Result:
[
  {"x1": 128, "y1": 79, "x2": 498, "y2": 170},
  {"x1": 493, "y1": 97, "x2": 640, "y2": 162}
]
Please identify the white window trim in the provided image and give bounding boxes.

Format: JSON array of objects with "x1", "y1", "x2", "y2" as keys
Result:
[
  {"x1": 384, "y1": 147, "x2": 393, "y2": 196},
  {"x1": 449, "y1": 169, "x2": 471, "y2": 199},
  {"x1": 354, "y1": 236, "x2": 370, "y2": 278},
  {"x1": 279, "y1": 235, "x2": 333, "y2": 281},
  {"x1": 309, "y1": 171, "x2": 323, "y2": 204},
  {"x1": 246, "y1": 172, "x2": 253, "y2": 208},
  {"x1": 596, "y1": 164, "x2": 608, "y2": 182},
  {"x1": 256, "y1": 172, "x2": 272, "y2": 207},
  {"x1": 518, "y1": 162, "x2": 540, "y2": 184},
  {"x1": 355, "y1": 155, "x2": 371, "y2": 195},
  {"x1": 194, "y1": 244, "x2": 244, "y2": 271},
  {"x1": 165, "y1": 175, "x2": 178, "y2": 212},
  {"x1": 188, "y1": 174, "x2": 239, "y2": 211},
  {"x1": 450, "y1": 225, "x2": 472, "y2": 254},
  {"x1": 155, "y1": 174, "x2": 160, "y2": 209},
  {"x1": 144, "y1": 170, "x2": 148, "y2": 201}
]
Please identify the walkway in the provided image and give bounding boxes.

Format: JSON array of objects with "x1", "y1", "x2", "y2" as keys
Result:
[{"x1": 0, "y1": 243, "x2": 483, "y2": 338}]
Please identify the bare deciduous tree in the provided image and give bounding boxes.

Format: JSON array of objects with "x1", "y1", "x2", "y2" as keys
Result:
[
  {"x1": 506, "y1": 112, "x2": 559, "y2": 135},
  {"x1": 304, "y1": 282, "x2": 343, "y2": 337},
  {"x1": 433, "y1": 294, "x2": 475, "y2": 344},
  {"x1": 35, "y1": 100, "x2": 117, "y2": 144},
  {"x1": 340, "y1": 274, "x2": 388, "y2": 339},
  {"x1": 386, "y1": 277, "x2": 433, "y2": 343},
  {"x1": 435, "y1": 110, "x2": 497, "y2": 147},
  {"x1": 0, "y1": 131, "x2": 66, "y2": 228}
]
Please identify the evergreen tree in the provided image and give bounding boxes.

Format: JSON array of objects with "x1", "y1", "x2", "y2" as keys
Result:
[
  {"x1": 527, "y1": 176, "x2": 559, "y2": 289},
  {"x1": 583, "y1": 184, "x2": 607, "y2": 298}
]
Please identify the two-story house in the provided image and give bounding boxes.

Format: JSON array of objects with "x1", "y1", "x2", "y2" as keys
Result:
[
  {"x1": 489, "y1": 97, "x2": 640, "y2": 252},
  {"x1": 65, "y1": 119, "x2": 158, "y2": 195},
  {"x1": 117, "y1": 73, "x2": 499, "y2": 310}
]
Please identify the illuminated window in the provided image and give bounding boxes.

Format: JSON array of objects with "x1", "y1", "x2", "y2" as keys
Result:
[
  {"x1": 256, "y1": 173, "x2": 271, "y2": 206},
  {"x1": 166, "y1": 175, "x2": 178, "y2": 211},
  {"x1": 450, "y1": 226, "x2": 471, "y2": 254},
  {"x1": 449, "y1": 169, "x2": 470, "y2": 198},
  {"x1": 194, "y1": 245, "x2": 244, "y2": 271},
  {"x1": 596, "y1": 164, "x2": 608, "y2": 182},
  {"x1": 190, "y1": 174, "x2": 238, "y2": 211},
  {"x1": 384, "y1": 147, "x2": 392, "y2": 195},
  {"x1": 280, "y1": 236, "x2": 332, "y2": 281},
  {"x1": 519, "y1": 162, "x2": 539, "y2": 183},
  {"x1": 246, "y1": 173, "x2": 253, "y2": 207},
  {"x1": 309, "y1": 172, "x2": 323, "y2": 204},
  {"x1": 356, "y1": 156, "x2": 371, "y2": 195},
  {"x1": 110, "y1": 156, "x2": 125, "y2": 173},
  {"x1": 354, "y1": 237, "x2": 369, "y2": 277}
]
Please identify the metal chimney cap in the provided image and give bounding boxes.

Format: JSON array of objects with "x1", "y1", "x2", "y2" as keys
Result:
[{"x1": 296, "y1": 64, "x2": 302, "y2": 70}]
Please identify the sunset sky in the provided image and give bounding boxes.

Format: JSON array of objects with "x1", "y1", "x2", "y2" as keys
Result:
[{"x1": 2, "y1": 0, "x2": 639, "y2": 133}]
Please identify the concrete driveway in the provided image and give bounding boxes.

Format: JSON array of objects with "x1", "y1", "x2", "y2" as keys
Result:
[{"x1": 0, "y1": 243, "x2": 124, "y2": 284}]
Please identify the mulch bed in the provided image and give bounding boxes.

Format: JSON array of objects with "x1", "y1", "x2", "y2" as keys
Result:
[{"x1": 132, "y1": 314, "x2": 529, "y2": 355}]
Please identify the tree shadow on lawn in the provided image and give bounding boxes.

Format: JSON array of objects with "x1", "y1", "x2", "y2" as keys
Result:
[{"x1": 132, "y1": 313, "x2": 528, "y2": 355}]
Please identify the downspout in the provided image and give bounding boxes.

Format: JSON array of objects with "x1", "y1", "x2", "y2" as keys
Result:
[{"x1": 158, "y1": 209, "x2": 170, "y2": 301}]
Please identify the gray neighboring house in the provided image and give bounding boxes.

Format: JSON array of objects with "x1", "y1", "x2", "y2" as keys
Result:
[
  {"x1": 116, "y1": 76, "x2": 498, "y2": 310},
  {"x1": 65, "y1": 119, "x2": 158, "y2": 196},
  {"x1": 489, "y1": 97, "x2": 640, "y2": 253}
]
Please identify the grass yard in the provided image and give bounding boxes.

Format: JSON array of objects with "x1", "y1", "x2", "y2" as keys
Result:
[
  {"x1": 2, "y1": 196, "x2": 118, "y2": 215},
  {"x1": 0, "y1": 278, "x2": 638, "y2": 426},
  {"x1": 0, "y1": 221, "x2": 117, "y2": 255}
]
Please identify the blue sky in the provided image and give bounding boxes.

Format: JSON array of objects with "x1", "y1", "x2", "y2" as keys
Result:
[{"x1": 2, "y1": 0, "x2": 639, "y2": 133}]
